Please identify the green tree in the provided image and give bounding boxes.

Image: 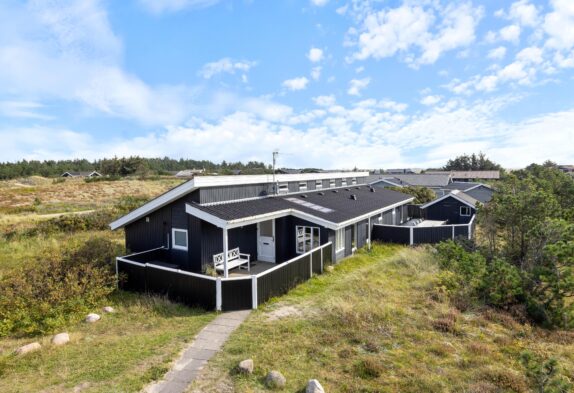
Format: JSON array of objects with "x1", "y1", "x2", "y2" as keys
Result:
[
  {"x1": 443, "y1": 152, "x2": 501, "y2": 171},
  {"x1": 387, "y1": 186, "x2": 435, "y2": 204}
]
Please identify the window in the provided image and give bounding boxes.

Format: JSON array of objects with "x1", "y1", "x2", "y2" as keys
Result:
[
  {"x1": 336, "y1": 228, "x2": 345, "y2": 251},
  {"x1": 329, "y1": 179, "x2": 335, "y2": 188},
  {"x1": 296, "y1": 226, "x2": 320, "y2": 253},
  {"x1": 315, "y1": 180, "x2": 323, "y2": 189},
  {"x1": 460, "y1": 206, "x2": 471, "y2": 216},
  {"x1": 299, "y1": 181, "x2": 307, "y2": 191},
  {"x1": 172, "y1": 228, "x2": 188, "y2": 251},
  {"x1": 341, "y1": 178, "x2": 347, "y2": 186},
  {"x1": 351, "y1": 177, "x2": 357, "y2": 185},
  {"x1": 278, "y1": 183, "x2": 288, "y2": 194}
]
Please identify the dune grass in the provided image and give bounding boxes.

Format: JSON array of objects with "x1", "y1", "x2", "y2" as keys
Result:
[
  {"x1": 0, "y1": 293, "x2": 215, "y2": 393},
  {"x1": 192, "y1": 244, "x2": 574, "y2": 393}
]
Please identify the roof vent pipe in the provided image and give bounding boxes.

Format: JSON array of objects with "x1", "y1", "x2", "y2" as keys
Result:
[
  {"x1": 350, "y1": 194, "x2": 357, "y2": 200},
  {"x1": 318, "y1": 192, "x2": 324, "y2": 196},
  {"x1": 301, "y1": 194, "x2": 308, "y2": 198},
  {"x1": 370, "y1": 187, "x2": 375, "y2": 192}
]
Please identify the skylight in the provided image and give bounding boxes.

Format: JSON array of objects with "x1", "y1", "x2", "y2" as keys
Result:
[{"x1": 285, "y1": 197, "x2": 334, "y2": 213}]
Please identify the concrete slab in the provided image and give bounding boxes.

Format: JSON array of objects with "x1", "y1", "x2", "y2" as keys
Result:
[{"x1": 143, "y1": 310, "x2": 250, "y2": 393}]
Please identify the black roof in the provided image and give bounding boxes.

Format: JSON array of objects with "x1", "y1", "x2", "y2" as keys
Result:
[{"x1": 190, "y1": 186, "x2": 413, "y2": 224}]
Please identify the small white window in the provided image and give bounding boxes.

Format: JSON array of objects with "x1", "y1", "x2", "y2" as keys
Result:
[
  {"x1": 299, "y1": 182, "x2": 307, "y2": 191},
  {"x1": 278, "y1": 183, "x2": 288, "y2": 194},
  {"x1": 329, "y1": 179, "x2": 335, "y2": 188},
  {"x1": 172, "y1": 228, "x2": 188, "y2": 251},
  {"x1": 460, "y1": 206, "x2": 471, "y2": 216},
  {"x1": 351, "y1": 177, "x2": 357, "y2": 185},
  {"x1": 341, "y1": 179, "x2": 347, "y2": 186},
  {"x1": 315, "y1": 180, "x2": 323, "y2": 189},
  {"x1": 336, "y1": 228, "x2": 345, "y2": 251}
]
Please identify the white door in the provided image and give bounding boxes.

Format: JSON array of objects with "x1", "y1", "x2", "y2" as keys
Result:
[{"x1": 258, "y1": 220, "x2": 275, "y2": 263}]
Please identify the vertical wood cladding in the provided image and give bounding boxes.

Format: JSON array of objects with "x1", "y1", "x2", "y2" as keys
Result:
[
  {"x1": 199, "y1": 222, "x2": 257, "y2": 272},
  {"x1": 275, "y1": 216, "x2": 329, "y2": 263},
  {"x1": 199, "y1": 183, "x2": 273, "y2": 204},
  {"x1": 424, "y1": 196, "x2": 475, "y2": 224}
]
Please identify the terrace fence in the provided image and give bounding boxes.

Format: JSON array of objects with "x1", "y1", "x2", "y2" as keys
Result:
[{"x1": 116, "y1": 242, "x2": 333, "y2": 312}]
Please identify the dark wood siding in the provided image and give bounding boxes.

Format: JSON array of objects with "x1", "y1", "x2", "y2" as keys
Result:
[
  {"x1": 199, "y1": 183, "x2": 273, "y2": 204},
  {"x1": 198, "y1": 222, "x2": 257, "y2": 272},
  {"x1": 357, "y1": 219, "x2": 368, "y2": 248},
  {"x1": 344, "y1": 225, "x2": 353, "y2": 257},
  {"x1": 275, "y1": 216, "x2": 329, "y2": 263},
  {"x1": 424, "y1": 196, "x2": 475, "y2": 224},
  {"x1": 125, "y1": 205, "x2": 171, "y2": 254}
]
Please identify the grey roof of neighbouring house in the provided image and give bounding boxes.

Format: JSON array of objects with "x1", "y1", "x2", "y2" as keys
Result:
[
  {"x1": 390, "y1": 174, "x2": 452, "y2": 187},
  {"x1": 188, "y1": 186, "x2": 413, "y2": 226},
  {"x1": 421, "y1": 189, "x2": 481, "y2": 209},
  {"x1": 426, "y1": 170, "x2": 500, "y2": 179},
  {"x1": 439, "y1": 182, "x2": 481, "y2": 191}
]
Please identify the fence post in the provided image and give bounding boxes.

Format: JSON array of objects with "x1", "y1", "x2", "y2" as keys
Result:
[
  {"x1": 320, "y1": 246, "x2": 323, "y2": 273},
  {"x1": 468, "y1": 223, "x2": 472, "y2": 240},
  {"x1": 452, "y1": 225, "x2": 455, "y2": 240},
  {"x1": 309, "y1": 251, "x2": 313, "y2": 278},
  {"x1": 251, "y1": 275, "x2": 258, "y2": 310},
  {"x1": 115, "y1": 257, "x2": 119, "y2": 289},
  {"x1": 409, "y1": 227, "x2": 414, "y2": 245},
  {"x1": 216, "y1": 277, "x2": 222, "y2": 311}
]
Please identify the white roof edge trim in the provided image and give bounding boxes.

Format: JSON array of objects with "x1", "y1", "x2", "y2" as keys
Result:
[
  {"x1": 110, "y1": 180, "x2": 197, "y2": 230},
  {"x1": 420, "y1": 192, "x2": 479, "y2": 209},
  {"x1": 185, "y1": 195, "x2": 414, "y2": 231},
  {"x1": 109, "y1": 172, "x2": 369, "y2": 230},
  {"x1": 464, "y1": 183, "x2": 492, "y2": 192},
  {"x1": 369, "y1": 178, "x2": 403, "y2": 187}
]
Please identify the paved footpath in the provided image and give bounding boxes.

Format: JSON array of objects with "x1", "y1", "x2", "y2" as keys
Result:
[{"x1": 144, "y1": 310, "x2": 251, "y2": 393}]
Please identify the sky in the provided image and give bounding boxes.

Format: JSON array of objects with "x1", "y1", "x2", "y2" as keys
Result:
[{"x1": 0, "y1": 0, "x2": 573, "y2": 169}]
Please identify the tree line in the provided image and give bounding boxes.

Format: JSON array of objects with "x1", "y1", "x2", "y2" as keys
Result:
[{"x1": 0, "y1": 157, "x2": 271, "y2": 180}]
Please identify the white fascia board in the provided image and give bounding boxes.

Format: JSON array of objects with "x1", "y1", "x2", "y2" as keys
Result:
[
  {"x1": 185, "y1": 203, "x2": 229, "y2": 228},
  {"x1": 110, "y1": 180, "x2": 198, "y2": 230},
  {"x1": 370, "y1": 178, "x2": 403, "y2": 187},
  {"x1": 192, "y1": 172, "x2": 369, "y2": 188},
  {"x1": 420, "y1": 193, "x2": 477, "y2": 209},
  {"x1": 464, "y1": 183, "x2": 492, "y2": 192},
  {"x1": 332, "y1": 197, "x2": 414, "y2": 229}
]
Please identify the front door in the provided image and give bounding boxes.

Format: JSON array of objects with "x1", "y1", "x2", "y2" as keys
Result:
[{"x1": 257, "y1": 220, "x2": 275, "y2": 263}]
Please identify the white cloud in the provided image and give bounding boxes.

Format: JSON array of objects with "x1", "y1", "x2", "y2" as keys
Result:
[
  {"x1": 487, "y1": 46, "x2": 507, "y2": 60},
  {"x1": 347, "y1": 78, "x2": 370, "y2": 96},
  {"x1": 282, "y1": 77, "x2": 309, "y2": 91},
  {"x1": 308, "y1": 47, "x2": 324, "y2": 62},
  {"x1": 500, "y1": 24, "x2": 521, "y2": 43},
  {"x1": 138, "y1": 0, "x2": 220, "y2": 14},
  {"x1": 0, "y1": 0, "x2": 193, "y2": 126},
  {"x1": 509, "y1": 0, "x2": 539, "y2": 27},
  {"x1": 313, "y1": 95, "x2": 336, "y2": 107},
  {"x1": 311, "y1": 66, "x2": 322, "y2": 80},
  {"x1": 198, "y1": 58, "x2": 256, "y2": 79},
  {"x1": 310, "y1": 0, "x2": 329, "y2": 7},
  {"x1": 349, "y1": 2, "x2": 483, "y2": 67},
  {"x1": 420, "y1": 95, "x2": 441, "y2": 106},
  {"x1": 544, "y1": 0, "x2": 574, "y2": 50},
  {"x1": 0, "y1": 101, "x2": 52, "y2": 120}
]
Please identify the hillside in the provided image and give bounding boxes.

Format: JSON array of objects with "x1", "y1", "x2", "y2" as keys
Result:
[{"x1": 191, "y1": 244, "x2": 574, "y2": 392}]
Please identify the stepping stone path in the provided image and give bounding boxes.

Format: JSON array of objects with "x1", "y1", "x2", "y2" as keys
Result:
[
  {"x1": 85, "y1": 313, "x2": 100, "y2": 323},
  {"x1": 144, "y1": 310, "x2": 251, "y2": 393}
]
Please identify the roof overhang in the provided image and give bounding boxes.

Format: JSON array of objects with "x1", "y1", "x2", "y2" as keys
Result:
[
  {"x1": 420, "y1": 192, "x2": 480, "y2": 209},
  {"x1": 185, "y1": 196, "x2": 414, "y2": 231}
]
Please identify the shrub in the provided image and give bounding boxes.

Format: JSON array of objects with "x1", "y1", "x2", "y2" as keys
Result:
[
  {"x1": 520, "y1": 351, "x2": 572, "y2": 393},
  {"x1": 483, "y1": 258, "x2": 524, "y2": 308},
  {"x1": 354, "y1": 358, "x2": 383, "y2": 379},
  {"x1": 0, "y1": 237, "x2": 119, "y2": 337}
]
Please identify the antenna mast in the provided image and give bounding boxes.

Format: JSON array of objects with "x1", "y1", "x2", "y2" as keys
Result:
[{"x1": 272, "y1": 150, "x2": 279, "y2": 194}]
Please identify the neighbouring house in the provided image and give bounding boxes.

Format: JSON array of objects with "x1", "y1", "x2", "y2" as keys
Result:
[
  {"x1": 558, "y1": 165, "x2": 574, "y2": 174},
  {"x1": 112, "y1": 172, "x2": 416, "y2": 311},
  {"x1": 433, "y1": 182, "x2": 494, "y2": 202},
  {"x1": 426, "y1": 170, "x2": 500, "y2": 182},
  {"x1": 175, "y1": 169, "x2": 205, "y2": 178},
  {"x1": 420, "y1": 190, "x2": 479, "y2": 224},
  {"x1": 367, "y1": 173, "x2": 452, "y2": 189},
  {"x1": 61, "y1": 171, "x2": 102, "y2": 178}
]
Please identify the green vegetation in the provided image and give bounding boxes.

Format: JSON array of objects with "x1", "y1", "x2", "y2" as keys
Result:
[
  {"x1": 0, "y1": 294, "x2": 215, "y2": 393},
  {"x1": 443, "y1": 152, "x2": 502, "y2": 171},
  {"x1": 192, "y1": 244, "x2": 574, "y2": 392},
  {"x1": 387, "y1": 185, "x2": 436, "y2": 204},
  {"x1": 0, "y1": 156, "x2": 271, "y2": 179}
]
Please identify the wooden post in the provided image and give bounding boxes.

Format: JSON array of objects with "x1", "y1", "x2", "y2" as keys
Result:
[
  {"x1": 223, "y1": 228, "x2": 229, "y2": 278},
  {"x1": 216, "y1": 277, "x2": 222, "y2": 311},
  {"x1": 368, "y1": 217, "x2": 371, "y2": 250},
  {"x1": 320, "y1": 246, "x2": 324, "y2": 273},
  {"x1": 452, "y1": 225, "x2": 455, "y2": 240},
  {"x1": 251, "y1": 275, "x2": 258, "y2": 310},
  {"x1": 409, "y1": 227, "x2": 414, "y2": 245}
]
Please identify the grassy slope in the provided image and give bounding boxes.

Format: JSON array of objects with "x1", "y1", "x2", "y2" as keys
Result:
[
  {"x1": 0, "y1": 177, "x2": 214, "y2": 392},
  {"x1": 0, "y1": 294, "x2": 215, "y2": 393},
  {"x1": 192, "y1": 244, "x2": 574, "y2": 393}
]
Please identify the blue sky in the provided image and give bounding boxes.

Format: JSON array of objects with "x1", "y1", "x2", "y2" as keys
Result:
[{"x1": 0, "y1": 0, "x2": 573, "y2": 169}]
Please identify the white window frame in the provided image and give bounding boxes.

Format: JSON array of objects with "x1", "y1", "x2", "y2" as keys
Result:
[
  {"x1": 335, "y1": 228, "x2": 345, "y2": 252},
  {"x1": 172, "y1": 228, "x2": 188, "y2": 251},
  {"x1": 341, "y1": 178, "x2": 347, "y2": 186},
  {"x1": 351, "y1": 177, "x2": 357, "y2": 185},
  {"x1": 315, "y1": 180, "x2": 323, "y2": 189},
  {"x1": 299, "y1": 181, "x2": 308, "y2": 191},
  {"x1": 329, "y1": 179, "x2": 335, "y2": 188},
  {"x1": 295, "y1": 225, "x2": 320, "y2": 254},
  {"x1": 460, "y1": 206, "x2": 471, "y2": 217},
  {"x1": 278, "y1": 183, "x2": 288, "y2": 194}
]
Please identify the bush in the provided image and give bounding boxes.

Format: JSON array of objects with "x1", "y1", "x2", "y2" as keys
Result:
[
  {"x1": 483, "y1": 258, "x2": 523, "y2": 308},
  {"x1": 520, "y1": 351, "x2": 572, "y2": 393},
  {"x1": 0, "y1": 237, "x2": 119, "y2": 337}
]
